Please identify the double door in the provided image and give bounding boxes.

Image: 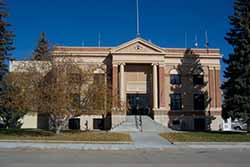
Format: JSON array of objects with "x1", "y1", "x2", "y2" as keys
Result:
[{"x1": 127, "y1": 94, "x2": 150, "y2": 115}]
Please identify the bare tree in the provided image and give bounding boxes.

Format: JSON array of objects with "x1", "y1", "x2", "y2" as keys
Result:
[
  {"x1": 7, "y1": 55, "x2": 114, "y2": 133},
  {"x1": 0, "y1": 71, "x2": 39, "y2": 128},
  {"x1": 37, "y1": 59, "x2": 92, "y2": 133}
]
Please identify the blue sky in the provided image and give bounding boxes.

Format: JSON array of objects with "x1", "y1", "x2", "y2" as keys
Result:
[{"x1": 7, "y1": 0, "x2": 234, "y2": 78}]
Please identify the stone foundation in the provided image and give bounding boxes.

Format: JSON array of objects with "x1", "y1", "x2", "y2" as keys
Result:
[
  {"x1": 153, "y1": 108, "x2": 169, "y2": 127},
  {"x1": 210, "y1": 115, "x2": 223, "y2": 131},
  {"x1": 154, "y1": 115, "x2": 169, "y2": 127},
  {"x1": 21, "y1": 112, "x2": 38, "y2": 129},
  {"x1": 80, "y1": 115, "x2": 103, "y2": 131},
  {"x1": 111, "y1": 115, "x2": 126, "y2": 129}
]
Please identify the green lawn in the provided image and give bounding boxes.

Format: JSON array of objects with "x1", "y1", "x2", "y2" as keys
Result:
[
  {"x1": 160, "y1": 132, "x2": 250, "y2": 142},
  {"x1": 0, "y1": 129, "x2": 132, "y2": 142}
]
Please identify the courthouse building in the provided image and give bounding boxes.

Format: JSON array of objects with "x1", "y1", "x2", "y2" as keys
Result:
[{"x1": 11, "y1": 37, "x2": 222, "y2": 131}]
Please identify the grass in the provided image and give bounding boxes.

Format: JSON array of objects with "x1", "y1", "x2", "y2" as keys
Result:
[
  {"x1": 160, "y1": 132, "x2": 250, "y2": 143},
  {"x1": 0, "y1": 129, "x2": 132, "y2": 142}
]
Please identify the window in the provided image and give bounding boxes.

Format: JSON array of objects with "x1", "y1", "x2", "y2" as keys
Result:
[
  {"x1": 170, "y1": 69, "x2": 181, "y2": 85},
  {"x1": 172, "y1": 120, "x2": 180, "y2": 125},
  {"x1": 170, "y1": 93, "x2": 182, "y2": 110},
  {"x1": 194, "y1": 118, "x2": 206, "y2": 130},
  {"x1": 91, "y1": 74, "x2": 105, "y2": 110},
  {"x1": 193, "y1": 75, "x2": 204, "y2": 85},
  {"x1": 68, "y1": 118, "x2": 80, "y2": 130},
  {"x1": 193, "y1": 93, "x2": 205, "y2": 110},
  {"x1": 170, "y1": 74, "x2": 181, "y2": 85},
  {"x1": 94, "y1": 74, "x2": 105, "y2": 84}
]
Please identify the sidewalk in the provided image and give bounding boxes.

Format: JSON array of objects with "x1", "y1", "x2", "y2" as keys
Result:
[
  {"x1": 0, "y1": 132, "x2": 174, "y2": 150},
  {"x1": 0, "y1": 141, "x2": 174, "y2": 151},
  {"x1": 0, "y1": 141, "x2": 135, "y2": 150},
  {"x1": 2, "y1": 137, "x2": 250, "y2": 150},
  {"x1": 1, "y1": 141, "x2": 250, "y2": 150},
  {"x1": 130, "y1": 132, "x2": 172, "y2": 149},
  {"x1": 175, "y1": 142, "x2": 250, "y2": 149}
]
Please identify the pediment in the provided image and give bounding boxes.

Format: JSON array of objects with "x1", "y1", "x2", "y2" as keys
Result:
[{"x1": 111, "y1": 38, "x2": 166, "y2": 55}]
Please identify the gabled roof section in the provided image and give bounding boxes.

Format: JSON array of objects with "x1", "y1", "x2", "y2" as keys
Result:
[{"x1": 111, "y1": 37, "x2": 166, "y2": 55}]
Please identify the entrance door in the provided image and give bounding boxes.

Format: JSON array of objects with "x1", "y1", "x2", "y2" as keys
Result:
[{"x1": 127, "y1": 94, "x2": 150, "y2": 115}]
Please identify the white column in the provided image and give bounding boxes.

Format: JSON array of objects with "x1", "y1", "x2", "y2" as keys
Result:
[
  {"x1": 152, "y1": 63, "x2": 158, "y2": 109},
  {"x1": 119, "y1": 63, "x2": 125, "y2": 103}
]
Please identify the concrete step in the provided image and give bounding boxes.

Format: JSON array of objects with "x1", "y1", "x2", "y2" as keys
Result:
[
  {"x1": 111, "y1": 116, "x2": 139, "y2": 132},
  {"x1": 140, "y1": 116, "x2": 170, "y2": 132},
  {"x1": 111, "y1": 115, "x2": 173, "y2": 132}
]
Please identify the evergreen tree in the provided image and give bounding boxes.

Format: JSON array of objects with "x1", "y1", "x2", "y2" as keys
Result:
[
  {"x1": 0, "y1": 0, "x2": 15, "y2": 80},
  {"x1": 0, "y1": 0, "x2": 17, "y2": 128},
  {"x1": 32, "y1": 32, "x2": 50, "y2": 61},
  {"x1": 222, "y1": 0, "x2": 250, "y2": 131}
]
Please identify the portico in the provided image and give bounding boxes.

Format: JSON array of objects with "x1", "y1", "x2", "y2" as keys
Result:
[
  {"x1": 112, "y1": 63, "x2": 166, "y2": 112},
  {"x1": 111, "y1": 38, "x2": 168, "y2": 117}
]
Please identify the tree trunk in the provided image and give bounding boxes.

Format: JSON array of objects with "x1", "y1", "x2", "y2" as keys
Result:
[
  {"x1": 55, "y1": 116, "x2": 71, "y2": 134},
  {"x1": 56, "y1": 126, "x2": 62, "y2": 134}
]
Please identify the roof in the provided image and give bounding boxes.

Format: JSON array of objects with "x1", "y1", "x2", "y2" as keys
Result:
[
  {"x1": 52, "y1": 38, "x2": 221, "y2": 56},
  {"x1": 53, "y1": 46, "x2": 220, "y2": 55},
  {"x1": 53, "y1": 46, "x2": 111, "y2": 52},
  {"x1": 163, "y1": 48, "x2": 220, "y2": 54}
]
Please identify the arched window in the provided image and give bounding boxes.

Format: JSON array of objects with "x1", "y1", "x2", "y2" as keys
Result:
[
  {"x1": 93, "y1": 68, "x2": 105, "y2": 84},
  {"x1": 170, "y1": 69, "x2": 181, "y2": 85}
]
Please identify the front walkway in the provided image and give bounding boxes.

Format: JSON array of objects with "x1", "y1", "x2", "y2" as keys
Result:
[
  {"x1": 111, "y1": 115, "x2": 174, "y2": 149},
  {"x1": 130, "y1": 132, "x2": 172, "y2": 149}
]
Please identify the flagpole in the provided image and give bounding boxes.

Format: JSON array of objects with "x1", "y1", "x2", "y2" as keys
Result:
[
  {"x1": 205, "y1": 31, "x2": 209, "y2": 50},
  {"x1": 136, "y1": 0, "x2": 140, "y2": 37},
  {"x1": 98, "y1": 32, "x2": 101, "y2": 47}
]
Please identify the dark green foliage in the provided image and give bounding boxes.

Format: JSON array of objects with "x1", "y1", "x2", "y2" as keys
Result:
[
  {"x1": 0, "y1": 0, "x2": 18, "y2": 128},
  {"x1": 222, "y1": 0, "x2": 250, "y2": 129},
  {"x1": 32, "y1": 32, "x2": 50, "y2": 61},
  {"x1": 0, "y1": 0, "x2": 15, "y2": 79},
  {"x1": 0, "y1": 108, "x2": 26, "y2": 128}
]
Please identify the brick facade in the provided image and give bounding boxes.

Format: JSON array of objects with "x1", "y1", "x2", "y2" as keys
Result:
[{"x1": 12, "y1": 37, "x2": 222, "y2": 130}]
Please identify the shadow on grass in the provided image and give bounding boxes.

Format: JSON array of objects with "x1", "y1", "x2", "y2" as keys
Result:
[
  {"x1": 0, "y1": 129, "x2": 54, "y2": 136},
  {"x1": 0, "y1": 128, "x2": 119, "y2": 136},
  {"x1": 178, "y1": 130, "x2": 248, "y2": 135}
]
